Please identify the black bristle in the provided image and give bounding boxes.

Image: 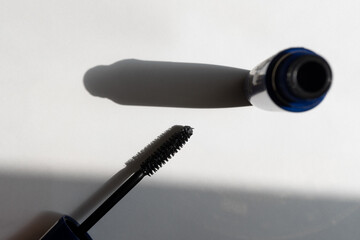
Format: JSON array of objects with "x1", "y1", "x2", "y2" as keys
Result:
[
  {"x1": 77, "y1": 125, "x2": 193, "y2": 234},
  {"x1": 140, "y1": 126, "x2": 193, "y2": 176}
]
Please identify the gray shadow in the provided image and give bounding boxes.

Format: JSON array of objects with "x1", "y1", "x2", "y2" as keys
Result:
[
  {"x1": 83, "y1": 60, "x2": 251, "y2": 108},
  {"x1": 92, "y1": 186, "x2": 360, "y2": 240},
  {"x1": 2, "y1": 172, "x2": 360, "y2": 240},
  {"x1": 8, "y1": 211, "x2": 62, "y2": 240}
]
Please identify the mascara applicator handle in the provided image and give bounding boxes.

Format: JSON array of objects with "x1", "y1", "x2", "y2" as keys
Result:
[
  {"x1": 40, "y1": 215, "x2": 92, "y2": 240},
  {"x1": 78, "y1": 170, "x2": 145, "y2": 234},
  {"x1": 40, "y1": 170, "x2": 145, "y2": 240}
]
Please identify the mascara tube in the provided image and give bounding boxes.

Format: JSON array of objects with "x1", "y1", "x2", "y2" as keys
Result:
[{"x1": 246, "y1": 47, "x2": 332, "y2": 112}]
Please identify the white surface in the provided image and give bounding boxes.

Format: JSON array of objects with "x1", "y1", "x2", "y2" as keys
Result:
[{"x1": 1, "y1": 0, "x2": 360, "y2": 239}]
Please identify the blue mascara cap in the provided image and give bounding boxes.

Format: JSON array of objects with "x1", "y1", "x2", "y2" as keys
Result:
[{"x1": 41, "y1": 216, "x2": 92, "y2": 240}]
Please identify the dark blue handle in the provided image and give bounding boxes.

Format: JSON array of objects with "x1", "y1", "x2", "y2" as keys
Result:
[{"x1": 41, "y1": 216, "x2": 92, "y2": 240}]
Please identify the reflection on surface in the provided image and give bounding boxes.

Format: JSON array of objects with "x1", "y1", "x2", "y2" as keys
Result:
[{"x1": 2, "y1": 172, "x2": 360, "y2": 240}]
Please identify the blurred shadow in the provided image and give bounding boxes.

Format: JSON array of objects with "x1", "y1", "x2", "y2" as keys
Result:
[
  {"x1": 2, "y1": 172, "x2": 360, "y2": 240},
  {"x1": 93, "y1": 185, "x2": 360, "y2": 240},
  {"x1": 8, "y1": 211, "x2": 62, "y2": 240},
  {"x1": 83, "y1": 59, "x2": 251, "y2": 108},
  {"x1": 71, "y1": 125, "x2": 185, "y2": 220}
]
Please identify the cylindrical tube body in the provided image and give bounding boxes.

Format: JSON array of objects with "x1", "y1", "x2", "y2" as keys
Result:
[{"x1": 246, "y1": 48, "x2": 332, "y2": 112}]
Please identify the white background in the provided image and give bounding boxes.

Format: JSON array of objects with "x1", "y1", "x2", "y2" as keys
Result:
[{"x1": 1, "y1": 1, "x2": 360, "y2": 239}]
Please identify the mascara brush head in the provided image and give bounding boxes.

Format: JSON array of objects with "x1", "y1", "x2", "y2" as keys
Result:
[{"x1": 140, "y1": 126, "x2": 193, "y2": 176}]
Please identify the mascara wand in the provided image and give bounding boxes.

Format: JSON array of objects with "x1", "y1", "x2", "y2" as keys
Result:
[{"x1": 41, "y1": 125, "x2": 193, "y2": 240}]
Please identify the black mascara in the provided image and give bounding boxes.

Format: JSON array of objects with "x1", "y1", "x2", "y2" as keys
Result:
[{"x1": 41, "y1": 126, "x2": 193, "y2": 240}]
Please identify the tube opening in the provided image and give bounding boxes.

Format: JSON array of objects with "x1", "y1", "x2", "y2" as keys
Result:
[{"x1": 296, "y1": 61, "x2": 328, "y2": 93}]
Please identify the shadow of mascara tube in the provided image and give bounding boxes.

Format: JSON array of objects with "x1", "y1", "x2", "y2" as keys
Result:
[
  {"x1": 83, "y1": 47, "x2": 332, "y2": 111},
  {"x1": 246, "y1": 47, "x2": 332, "y2": 112}
]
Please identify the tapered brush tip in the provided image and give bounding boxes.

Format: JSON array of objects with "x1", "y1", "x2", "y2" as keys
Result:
[{"x1": 140, "y1": 126, "x2": 193, "y2": 176}]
